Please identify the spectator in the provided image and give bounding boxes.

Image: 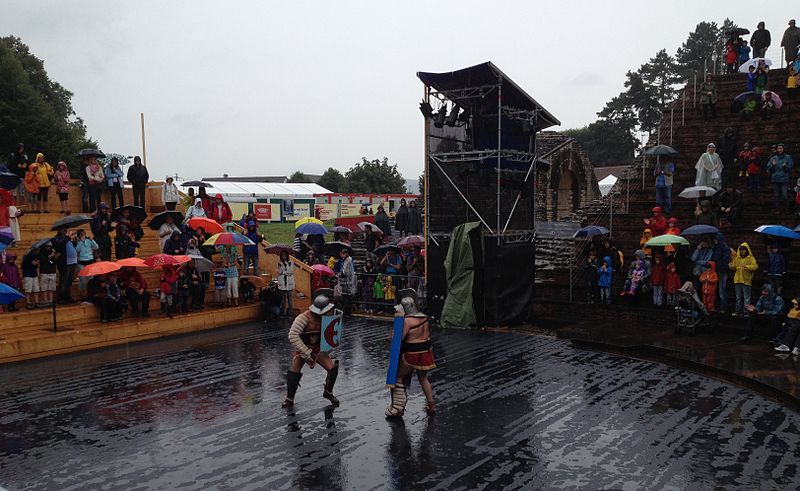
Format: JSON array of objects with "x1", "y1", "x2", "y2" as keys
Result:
[
  {"x1": 724, "y1": 39, "x2": 737, "y2": 74},
  {"x1": 162, "y1": 230, "x2": 185, "y2": 255},
  {"x1": 54, "y1": 161, "x2": 71, "y2": 215},
  {"x1": 197, "y1": 186, "x2": 213, "y2": 216},
  {"x1": 162, "y1": 176, "x2": 179, "y2": 211},
  {"x1": 665, "y1": 217, "x2": 680, "y2": 235},
  {"x1": 185, "y1": 237, "x2": 201, "y2": 257},
  {"x1": 625, "y1": 251, "x2": 650, "y2": 299},
  {"x1": 24, "y1": 162, "x2": 40, "y2": 212},
  {"x1": 361, "y1": 259, "x2": 376, "y2": 313},
  {"x1": 739, "y1": 94, "x2": 758, "y2": 121},
  {"x1": 159, "y1": 265, "x2": 179, "y2": 317},
  {"x1": 665, "y1": 261, "x2": 682, "y2": 306},
  {"x1": 694, "y1": 200, "x2": 718, "y2": 226},
  {"x1": 52, "y1": 228, "x2": 77, "y2": 304},
  {"x1": 781, "y1": 19, "x2": 800, "y2": 67},
  {"x1": 651, "y1": 254, "x2": 666, "y2": 306},
  {"x1": 8, "y1": 143, "x2": 28, "y2": 201},
  {"x1": 395, "y1": 199, "x2": 409, "y2": 237},
  {"x1": 32, "y1": 153, "x2": 54, "y2": 213},
  {"x1": 7, "y1": 193, "x2": 20, "y2": 242},
  {"x1": 774, "y1": 297, "x2": 800, "y2": 354},
  {"x1": 174, "y1": 268, "x2": 191, "y2": 314},
  {"x1": 305, "y1": 250, "x2": 320, "y2": 266},
  {"x1": 239, "y1": 212, "x2": 257, "y2": 230},
  {"x1": 766, "y1": 143, "x2": 794, "y2": 214},
  {"x1": 716, "y1": 186, "x2": 743, "y2": 228},
  {"x1": 730, "y1": 242, "x2": 758, "y2": 316},
  {"x1": 158, "y1": 214, "x2": 180, "y2": 252},
  {"x1": 597, "y1": 256, "x2": 613, "y2": 305},
  {"x1": 767, "y1": 245, "x2": 786, "y2": 294},
  {"x1": 364, "y1": 224, "x2": 382, "y2": 261},
  {"x1": 91, "y1": 203, "x2": 113, "y2": 261},
  {"x1": 621, "y1": 260, "x2": 645, "y2": 296},
  {"x1": 182, "y1": 187, "x2": 196, "y2": 208},
  {"x1": 699, "y1": 74, "x2": 718, "y2": 120},
  {"x1": 754, "y1": 66, "x2": 768, "y2": 99},
  {"x1": 639, "y1": 228, "x2": 653, "y2": 258},
  {"x1": 306, "y1": 234, "x2": 324, "y2": 257},
  {"x1": 194, "y1": 228, "x2": 215, "y2": 260},
  {"x1": 717, "y1": 128, "x2": 737, "y2": 186},
  {"x1": 104, "y1": 273, "x2": 123, "y2": 322},
  {"x1": 737, "y1": 142, "x2": 758, "y2": 179},
  {"x1": 407, "y1": 246, "x2": 424, "y2": 293},
  {"x1": 185, "y1": 260, "x2": 206, "y2": 310},
  {"x1": 118, "y1": 266, "x2": 151, "y2": 317},
  {"x1": 373, "y1": 274, "x2": 385, "y2": 305},
  {"x1": 691, "y1": 239, "x2": 713, "y2": 287},
  {"x1": 87, "y1": 275, "x2": 110, "y2": 322},
  {"x1": 260, "y1": 280, "x2": 282, "y2": 322},
  {"x1": 644, "y1": 206, "x2": 667, "y2": 236},
  {"x1": 374, "y1": 205, "x2": 391, "y2": 238},
  {"x1": 711, "y1": 233, "x2": 731, "y2": 312},
  {"x1": 102, "y1": 157, "x2": 124, "y2": 209},
  {"x1": 761, "y1": 91, "x2": 777, "y2": 120},
  {"x1": 751, "y1": 21, "x2": 771, "y2": 58},
  {"x1": 114, "y1": 225, "x2": 133, "y2": 259},
  {"x1": 184, "y1": 198, "x2": 206, "y2": 222},
  {"x1": 219, "y1": 245, "x2": 239, "y2": 307},
  {"x1": 0, "y1": 253, "x2": 21, "y2": 311},
  {"x1": 653, "y1": 159, "x2": 675, "y2": 213},
  {"x1": 213, "y1": 268, "x2": 227, "y2": 308},
  {"x1": 210, "y1": 193, "x2": 232, "y2": 224},
  {"x1": 407, "y1": 200, "x2": 422, "y2": 235},
  {"x1": 382, "y1": 250, "x2": 402, "y2": 279},
  {"x1": 337, "y1": 248, "x2": 355, "y2": 315},
  {"x1": 743, "y1": 283, "x2": 785, "y2": 342},
  {"x1": 243, "y1": 224, "x2": 262, "y2": 275},
  {"x1": 21, "y1": 250, "x2": 40, "y2": 309},
  {"x1": 383, "y1": 275, "x2": 396, "y2": 304},
  {"x1": 127, "y1": 156, "x2": 149, "y2": 209},
  {"x1": 695, "y1": 143, "x2": 723, "y2": 190},
  {"x1": 38, "y1": 244, "x2": 57, "y2": 307},
  {"x1": 738, "y1": 40, "x2": 751, "y2": 66},
  {"x1": 745, "y1": 65, "x2": 757, "y2": 92},
  {"x1": 699, "y1": 261, "x2": 718, "y2": 313},
  {"x1": 293, "y1": 232, "x2": 308, "y2": 259},
  {"x1": 85, "y1": 156, "x2": 105, "y2": 212},
  {"x1": 74, "y1": 229, "x2": 98, "y2": 298},
  {"x1": 277, "y1": 250, "x2": 295, "y2": 317},
  {"x1": 740, "y1": 144, "x2": 762, "y2": 191}
]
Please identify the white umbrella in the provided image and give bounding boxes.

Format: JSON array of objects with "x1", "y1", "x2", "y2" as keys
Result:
[
  {"x1": 738, "y1": 57, "x2": 772, "y2": 73},
  {"x1": 678, "y1": 186, "x2": 717, "y2": 199}
]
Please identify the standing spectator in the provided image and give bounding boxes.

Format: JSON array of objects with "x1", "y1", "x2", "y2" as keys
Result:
[
  {"x1": 7, "y1": 194, "x2": 20, "y2": 242},
  {"x1": 395, "y1": 199, "x2": 409, "y2": 237},
  {"x1": 364, "y1": 224, "x2": 382, "y2": 262},
  {"x1": 691, "y1": 239, "x2": 713, "y2": 289},
  {"x1": 293, "y1": 232, "x2": 308, "y2": 259},
  {"x1": 695, "y1": 143, "x2": 723, "y2": 190},
  {"x1": 374, "y1": 205, "x2": 391, "y2": 238},
  {"x1": 79, "y1": 158, "x2": 90, "y2": 212},
  {"x1": 162, "y1": 176, "x2": 179, "y2": 211},
  {"x1": 711, "y1": 233, "x2": 731, "y2": 312},
  {"x1": 38, "y1": 243, "x2": 57, "y2": 307},
  {"x1": 407, "y1": 200, "x2": 422, "y2": 235},
  {"x1": 361, "y1": 259, "x2": 376, "y2": 313},
  {"x1": 730, "y1": 242, "x2": 758, "y2": 316},
  {"x1": 737, "y1": 142, "x2": 760, "y2": 186},
  {"x1": 0, "y1": 253, "x2": 21, "y2": 311},
  {"x1": 277, "y1": 250, "x2": 295, "y2": 317},
  {"x1": 157, "y1": 214, "x2": 180, "y2": 252},
  {"x1": 184, "y1": 198, "x2": 206, "y2": 222},
  {"x1": 85, "y1": 156, "x2": 104, "y2": 212},
  {"x1": 174, "y1": 268, "x2": 191, "y2": 314},
  {"x1": 665, "y1": 218, "x2": 680, "y2": 235},
  {"x1": 699, "y1": 74, "x2": 717, "y2": 120},
  {"x1": 665, "y1": 261, "x2": 682, "y2": 306},
  {"x1": 21, "y1": 250, "x2": 40, "y2": 309},
  {"x1": 751, "y1": 21, "x2": 771, "y2": 58},
  {"x1": 738, "y1": 40, "x2": 751, "y2": 66},
  {"x1": 91, "y1": 203, "x2": 113, "y2": 261},
  {"x1": 104, "y1": 157, "x2": 125, "y2": 209},
  {"x1": 767, "y1": 245, "x2": 786, "y2": 294},
  {"x1": 597, "y1": 256, "x2": 613, "y2": 305},
  {"x1": 337, "y1": 248, "x2": 355, "y2": 315},
  {"x1": 213, "y1": 268, "x2": 227, "y2": 308},
  {"x1": 210, "y1": 193, "x2": 233, "y2": 224},
  {"x1": 407, "y1": 246, "x2": 424, "y2": 293},
  {"x1": 716, "y1": 186, "x2": 743, "y2": 228},
  {"x1": 699, "y1": 261, "x2": 718, "y2": 313},
  {"x1": 127, "y1": 156, "x2": 149, "y2": 209},
  {"x1": 197, "y1": 186, "x2": 213, "y2": 216},
  {"x1": 8, "y1": 143, "x2": 28, "y2": 201},
  {"x1": 220, "y1": 245, "x2": 239, "y2": 307},
  {"x1": 724, "y1": 39, "x2": 737, "y2": 74},
  {"x1": 119, "y1": 266, "x2": 151, "y2": 317},
  {"x1": 644, "y1": 207, "x2": 667, "y2": 236},
  {"x1": 74, "y1": 229, "x2": 98, "y2": 299},
  {"x1": 114, "y1": 225, "x2": 133, "y2": 260},
  {"x1": 745, "y1": 65, "x2": 757, "y2": 92},
  {"x1": 32, "y1": 153, "x2": 53, "y2": 213},
  {"x1": 651, "y1": 254, "x2": 666, "y2": 306},
  {"x1": 653, "y1": 159, "x2": 675, "y2": 213},
  {"x1": 766, "y1": 143, "x2": 794, "y2": 214},
  {"x1": 305, "y1": 250, "x2": 320, "y2": 266},
  {"x1": 717, "y1": 128, "x2": 737, "y2": 186},
  {"x1": 243, "y1": 224, "x2": 262, "y2": 275},
  {"x1": 781, "y1": 19, "x2": 800, "y2": 67},
  {"x1": 24, "y1": 162, "x2": 40, "y2": 212},
  {"x1": 53, "y1": 228, "x2": 78, "y2": 304},
  {"x1": 54, "y1": 161, "x2": 71, "y2": 215},
  {"x1": 159, "y1": 265, "x2": 179, "y2": 317}
]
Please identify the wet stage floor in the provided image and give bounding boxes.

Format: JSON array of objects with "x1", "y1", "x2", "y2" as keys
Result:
[{"x1": 1, "y1": 319, "x2": 800, "y2": 490}]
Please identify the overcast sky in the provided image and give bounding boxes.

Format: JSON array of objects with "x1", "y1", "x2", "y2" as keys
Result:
[{"x1": 5, "y1": 0, "x2": 796, "y2": 181}]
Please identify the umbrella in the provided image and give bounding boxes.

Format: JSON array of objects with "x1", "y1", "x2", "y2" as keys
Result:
[
  {"x1": 323, "y1": 241, "x2": 354, "y2": 256},
  {"x1": 0, "y1": 172, "x2": 21, "y2": 191},
  {"x1": 681, "y1": 225, "x2": 719, "y2": 236},
  {"x1": 645, "y1": 235, "x2": 690, "y2": 247},
  {"x1": 50, "y1": 214, "x2": 92, "y2": 231},
  {"x1": 296, "y1": 222, "x2": 328, "y2": 235},
  {"x1": 762, "y1": 91, "x2": 783, "y2": 109},
  {"x1": 0, "y1": 243, "x2": 6, "y2": 253},
  {"x1": 76, "y1": 148, "x2": 105, "y2": 159},
  {"x1": 738, "y1": 57, "x2": 772, "y2": 73},
  {"x1": 0, "y1": 283, "x2": 24, "y2": 305},
  {"x1": 187, "y1": 217, "x2": 223, "y2": 235},
  {"x1": 331, "y1": 225, "x2": 353, "y2": 234},
  {"x1": 111, "y1": 205, "x2": 147, "y2": 224},
  {"x1": 144, "y1": 254, "x2": 191, "y2": 268},
  {"x1": 116, "y1": 257, "x2": 148, "y2": 268},
  {"x1": 678, "y1": 186, "x2": 717, "y2": 199},
  {"x1": 572, "y1": 226, "x2": 609, "y2": 239},
  {"x1": 187, "y1": 254, "x2": 215, "y2": 273},
  {"x1": 98, "y1": 153, "x2": 130, "y2": 167},
  {"x1": 202, "y1": 232, "x2": 254, "y2": 247},
  {"x1": 357, "y1": 221, "x2": 379, "y2": 232},
  {"x1": 147, "y1": 210, "x2": 184, "y2": 230},
  {"x1": 0, "y1": 228, "x2": 14, "y2": 246},
  {"x1": 295, "y1": 217, "x2": 323, "y2": 228},
  {"x1": 264, "y1": 243, "x2": 293, "y2": 255},
  {"x1": 28, "y1": 238, "x2": 52, "y2": 253},
  {"x1": 374, "y1": 244, "x2": 402, "y2": 257},
  {"x1": 181, "y1": 180, "x2": 214, "y2": 188},
  {"x1": 240, "y1": 275, "x2": 269, "y2": 288},
  {"x1": 733, "y1": 91, "x2": 757, "y2": 104},
  {"x1": 77, "y1": 261, "x2": 121, "y2": 277},
  {"x1": 754, "y1": 225, "x2": 800, "y2": 240},
  {"x1": 310, "y1": 264, "x2": 335, "y2": 276},
  {"x1": 725, "y1": 27, "x2": 750, "y2": 36},
  {"x1": 644, "y1": 145, "x2": 679, "y2": 157},
  {"x1": 398, "y1": 235, "x2": 425, "y2": 247}
]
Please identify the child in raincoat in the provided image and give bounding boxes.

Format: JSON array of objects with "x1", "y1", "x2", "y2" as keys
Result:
[
  {"x1": 699, "y1": 261, "x2": 719, "y2": 312},
  {"x1": 621, "y1": 260, "x2": 644, "y2": 296},
  {"x1": 651, "y1": 254, "x2": 666, "y2": 306},
  {"x1": 384, "y1": 275, "x2": 396, "y2": 302},
  {"x1": 597, "y1": 256, "x2": 613, "y2": 305},
  {"x1": 665, "y1": 261, "x2": 682, "y2": 306},
  {"x1": 665, "y1": 218, "x2": 680, "y2": 235},
  {"x1": 787, "y1": 63, "x2": 797, "y2": 90},
  {"x1": 23, "y1": 163, "x2": 40, "y2": 211},
  {"x1": 639, "y1": 228, "x2": 653, "y2": 257},
  {"x1": 729, "y1": 242, "x2": 759, "y2": 315}
]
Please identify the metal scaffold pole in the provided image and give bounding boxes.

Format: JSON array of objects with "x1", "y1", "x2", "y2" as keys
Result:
[{"x1": 496, "y1": 78, "x2": 502, "y2": 244}]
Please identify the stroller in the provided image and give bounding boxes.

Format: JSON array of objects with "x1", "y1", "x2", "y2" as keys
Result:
[{"x1": 675, "y1": 281, "x2": 711, "y2": 335}]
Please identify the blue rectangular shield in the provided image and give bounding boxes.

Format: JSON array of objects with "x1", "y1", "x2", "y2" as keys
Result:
[
  {"x1": 385, "y1": 315, "x2": 404, "y2": 387},
  {"x1": 320, "y1": 309, "x2": 343, "y2": 352}
]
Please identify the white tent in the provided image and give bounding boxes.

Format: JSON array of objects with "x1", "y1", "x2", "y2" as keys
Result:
[
  {"x1": 192, "y1": 181, "x2": 331, "y2": 202},
  {"x1": 598, "y1": 174, "x2": 618, "y2": 197}
]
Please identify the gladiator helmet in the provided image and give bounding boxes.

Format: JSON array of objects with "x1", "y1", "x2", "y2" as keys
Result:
[
  {"x1": 309, "y1": 288, "x2": 335, "y2": 315},
  {"x1": 398, "y1": 288, "x2": 426, "y2": 317}
]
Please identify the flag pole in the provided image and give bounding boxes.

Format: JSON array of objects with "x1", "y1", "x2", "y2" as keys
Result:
[{"x1": 140, "y1": 113, "x2": 147, "y2": 166}]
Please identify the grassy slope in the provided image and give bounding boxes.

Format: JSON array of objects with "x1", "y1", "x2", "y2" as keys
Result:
[{"x1": 258, "y1": 219, "x2": 337, "y2": 245}]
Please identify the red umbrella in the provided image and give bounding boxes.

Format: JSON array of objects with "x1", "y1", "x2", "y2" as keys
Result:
[
  {"x1": 78, "y1": 261, "x2": 122, "y2": 277},
  {"x1": 187, "y1": 217, "x2": 223, "y2": 235},
  {"x1": 398, "y1": 235, "x2": 424, "y2": 247},
  {"x1": 116, "y1": 257, "x2": 148, "y2": 268},
  {"x1": 311, "y1": 264, "x2": 335, "y2": 276},
  {"x1": 144, "y1": 254, "x2": 191, "y2": 268}
]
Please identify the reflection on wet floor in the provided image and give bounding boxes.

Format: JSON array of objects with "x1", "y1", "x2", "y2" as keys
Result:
[{"x1": 1, "y1": 318, "x2": 799, "y2": 489}]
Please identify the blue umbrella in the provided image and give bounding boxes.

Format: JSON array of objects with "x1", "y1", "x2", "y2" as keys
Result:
[
  {"x1": 0, "y1": 283, "x2": 24, "y2": 305},
  {"x1": 681, "y1": 224, "x2": 719, "y2": 236},
  {"x1": 573, "y1": 225, "x2": 610, "y2": 239},
  {"x1": 0, "y1": 172, "x2": 21, "y2": 191},
  {"x1": 0, "y1": 228, "x2": 14, "y2": 246},
  {"x1": 296, "y1": 222, "x2": 328, "y2": 235},
  {"x1": 754, "y1": 225, "x2": 800, "y2": 240}
]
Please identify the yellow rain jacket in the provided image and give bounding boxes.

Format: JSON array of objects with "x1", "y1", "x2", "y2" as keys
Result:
[
  {"x1": 33, "y1": 153, "x2": 54, "y2": 188},
  {"x1": 729, "y1": 242, "x2": 758, "y2": 286}
]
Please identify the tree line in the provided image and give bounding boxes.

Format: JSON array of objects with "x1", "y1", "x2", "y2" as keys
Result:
[{"x1": 288, "y1": 156, "x2": 407, "y2": 194}]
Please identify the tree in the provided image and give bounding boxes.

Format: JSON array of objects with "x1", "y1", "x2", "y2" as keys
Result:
[
  {"x1": 287, "y1": 171, "x2": 308, "y2": 183},
  {"x1": 563, "y1": 120, "x2": 638, "y2": 166},
  {"x1": 0, "y1": 36, "x2": 96, "y2": 174},
  {"x1": 341, "y1": 157, "x2": 406, "y2": 194},
  {"x1": 418, "y1": 173, "x2": 425, "y2": 195},
  {"x1": 317, "y1": 167, "x2": 344, "y2": 192},
  {"x1": 676, "y1": 21, "x2": 720, "y2": 78}
]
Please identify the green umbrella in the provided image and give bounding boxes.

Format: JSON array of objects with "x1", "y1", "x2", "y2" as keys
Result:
[{"x1": 645, "y1": 234, "x2": 689, "y2": 247}]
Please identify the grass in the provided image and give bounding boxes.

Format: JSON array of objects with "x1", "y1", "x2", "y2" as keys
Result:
[{"x1": 258, "y1": 219, "x2": 337, "y2": 245}]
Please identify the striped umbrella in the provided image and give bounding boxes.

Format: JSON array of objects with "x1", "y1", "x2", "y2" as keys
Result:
[{"x1": 202, "y1": 232, "x2": 255, "y2": 247}]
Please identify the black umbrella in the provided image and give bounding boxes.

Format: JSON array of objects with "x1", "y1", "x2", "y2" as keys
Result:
[
  {"x1": 323, "y1": 241, "x2": 354, "y2": 256},
  {"x1": 50, "y1": 214, "x2": 93, "y2": 231},
  {"x1": 0, "y1": 172, "x2": 21, "y2": 191},
  {"x1": 76, "y1": 148, "x2": 106, "y2": 159},
  {"x1": 110, "y1": 205, "x2": 147, "y2": 223},
  {"x1": 725, "y1": 27, "x2": 750, "y2": 36},
  {"x1": 181, "y1": 180, "x2": 214, "y2": 188},
  {"x1": 147, "y1": 210, "x2": 184, "y2": 230},
  {"x1": 374, "y1": 244, "x2": 402, "y2": 257},
  {"x1": 28, "y1": 238, "x2": 52, "y2": 253},
  {"x1": 264, "y1": 243, "x2": 293, "y2": 255},
  {"x1": 644, "y1": 145, "x2": 679, "y2": 157}
]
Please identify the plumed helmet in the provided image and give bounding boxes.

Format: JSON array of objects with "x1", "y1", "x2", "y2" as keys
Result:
[{"x1": 309, "y1": 288, "x2": 335, "y2": 315}]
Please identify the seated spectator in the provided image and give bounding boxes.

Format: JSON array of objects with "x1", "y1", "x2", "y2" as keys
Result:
[
  {"x1": 621, "y1": 260, "x2": 645, "y2": 297},
  {"x1": 761, "y1": 91, "x2": 777, "y2": 120},
  {"x1": 745, "y1": 65, "x2": 757, "y2": 92},
  {"x1": 774, "y1": 297, "x2": 800, "y2": 354},
  {"x1": 624, "y1": 250, "x2": 652, "y2": 300},
  {"x1": 158, "y1": 214, "x2": 180, "y2": 251},
  {"x1": 739, "y1": 95, "x2": 758, "y2": 120},
  {"x1": 240, "y1": 277, "x2": 256, "y2": 304},
  {"x1": 743, "y1": 284, "x2": 785, "y2": 342},
  {"x1": 737, "y1": 142, "x2": 760, "y2": 179},
  {"x1": 118, "y1": 266, "x2": 151, "y2": 317},
  {"x1": 716, "y1": 186, "x2": 743, "y2": 228},
  {"x1": 87, "y1": 274, "x2": 122, "y2": 323},
  {"x1": 643, "y1": 206, "x2": 667, "y2": 236},
  {"x1": 163, "y1": 230, "x2": 186, "y2": 255},
  {"x1": 694, "y1": 200, "x2": 719, "y2": 226},
  {"x1": 260, "y1": 280, "x2": 282, "y2": 322}
]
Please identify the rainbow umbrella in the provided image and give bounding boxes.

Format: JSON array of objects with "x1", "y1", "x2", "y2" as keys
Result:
[
  {"x1": 202, "y1": 232, "x2": 254, "y2": 247},
  {"x1": 78, "y1": 261, "x2": 122, "y2": 277}
]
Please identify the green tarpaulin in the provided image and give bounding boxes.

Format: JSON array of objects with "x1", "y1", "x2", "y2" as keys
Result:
[{"x1": 440, "y1": 222, "x2": 481, "y2": 328}]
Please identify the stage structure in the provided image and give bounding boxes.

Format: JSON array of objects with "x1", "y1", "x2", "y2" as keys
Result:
[{"x1": 418, "y1": 62, "x2": 559, "y2": 326}]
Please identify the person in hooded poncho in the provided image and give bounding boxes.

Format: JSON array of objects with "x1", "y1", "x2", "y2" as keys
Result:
[
  {"x1": 695, "y1": 143, "x2": 723, "y2": 190},
  {"x1": 598, "y1": 256, "x2": 613, "y2": 304},
  {"x1": 775, "y1": 298, "x2": 800, "y2": 355},
  {"x1": 743, "y1": 283, "x2": 785, "y2": 342},
  {"x1": 699, "y1": 261, "x2": 718, "y2": 313},
  {"x1": 730, "y1": 242, "x2": 759, "y2": 316}
]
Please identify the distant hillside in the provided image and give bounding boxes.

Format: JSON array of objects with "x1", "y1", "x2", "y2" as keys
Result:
[{"x1": 405, "y1": 178, "x2": 419, "y2": 194}]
